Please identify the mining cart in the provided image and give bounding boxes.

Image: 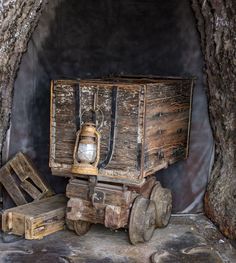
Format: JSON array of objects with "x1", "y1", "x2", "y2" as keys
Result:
[{"x1": 49, "y1": 76, "x2": 194, "y2": 244}]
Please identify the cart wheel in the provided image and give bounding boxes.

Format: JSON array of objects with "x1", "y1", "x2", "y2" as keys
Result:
[
  {"x1": 66, "y1": 218, "x2": 74, "y2": 231},
  {"x1": 150, "y1": 182, "x2": 172, "y2": 228},
  {"x1": 73, "y1": 220, "x2": 91, "y2": 236},
  {"x1": 129, "y1": 196, "x2": 156, "y2": 245}
]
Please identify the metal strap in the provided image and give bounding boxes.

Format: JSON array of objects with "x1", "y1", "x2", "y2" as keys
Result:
[
  {"x1": 75, "y1": 85, "x2": 118, "y2": 169},
  {"x1": 75, "y1": 83, "x2": 81, "y2": 130},
  {"x1": 98, "y1": 87, "x2": 118, "y2": 169}
]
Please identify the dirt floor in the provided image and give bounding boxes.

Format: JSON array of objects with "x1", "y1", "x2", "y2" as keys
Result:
[{"x1": 0, "y1": 214, "x2": 235, "y2": 263}]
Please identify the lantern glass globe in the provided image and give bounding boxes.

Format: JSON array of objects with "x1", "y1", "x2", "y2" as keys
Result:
[{"x1": 77, "y1": 143, "x2": 97, "y2": 163}]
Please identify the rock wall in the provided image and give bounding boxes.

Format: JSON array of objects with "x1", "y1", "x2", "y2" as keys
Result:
[
  {"x1": 0, "y1": 0, "x2": 235, "y2": 238},
  {"x1": 192, "y1": 0, "x2": 236, "y2": 238},
  {"x1": 0, "y1": 0, "x2": 47, "y2": 164}
]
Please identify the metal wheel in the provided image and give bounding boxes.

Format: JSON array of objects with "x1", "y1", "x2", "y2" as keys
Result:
[
  {"x1": 150, "y1": 182, "x2": 172, "y2": 228},
  {"x1": 73, "y1": 220, "x2": 91, "y2": 236},
  {"x1": 129, "y1": 195, "x2": 156, "y2": 245}
]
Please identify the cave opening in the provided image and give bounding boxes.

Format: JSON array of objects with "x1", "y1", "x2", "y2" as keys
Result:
[{"x1": 3, "y1": 0, "x2": 213, "y2": 214}]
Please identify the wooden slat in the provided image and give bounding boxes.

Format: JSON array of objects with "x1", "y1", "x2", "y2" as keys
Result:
[
  {"x1": 144, "y1": 80, "x2": 193, "y2": 175},
  {"x1": 9, "y1": 152, "x2": 54, "y2": 197},
  {"x1": 0, "y1": 152, "x2": 54, "y2": 207},
  {"x1": 66, "y1": 179, "x2": 133, "y2": 207},
  {"x1": 20, "y1": 180, "x2": 42, "y2": 200},
  {"x1": 67, "y1": 197, "x2": 104, "y2": 224},
  {"x1": 9, "y1": 153, "x2": 29, "y2": 181},
  {"x1": 0, "y1": 166, "x2": 27, "y2": 206},
  {"x1": 25, "y1": 207, "x2": 65, "y2": 239}
]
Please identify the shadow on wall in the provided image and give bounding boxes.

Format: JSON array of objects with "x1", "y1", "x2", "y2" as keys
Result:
[{"x1": 8, "y1": 0, "x2": 213, "y2": 212}]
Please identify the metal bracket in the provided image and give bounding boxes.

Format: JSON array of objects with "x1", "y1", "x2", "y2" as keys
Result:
[{"x1": 88, "y1": 176, "x2": 97, "y2": 200}]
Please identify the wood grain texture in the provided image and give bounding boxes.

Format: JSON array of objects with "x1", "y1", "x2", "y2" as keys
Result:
[
  {"x1": 2, "y1": 194, "x2": 67, "y2": 239},
  {"x1": 66, "y1": 179, "x2": 134, "y2": 207},
  {"x1": 0, "y1": 166, "x2": 27, "y2": 206},
  {"x1": 192, "y1": 0, "x2": 236, "y2": 239},
  {"x1": 66, "y1": 178, "x2": 135, "y2": 229},
  {"x1": 0, "y1": 0, "x2": 234, "y2": 241},
  {"x1": 0, "y1": 152, "x2": 54, "y2": 206},
  {"x1": 50, "y1": 78, "x2": 193, "y2": 185},
  {"x1": 67, "y1": 197, "x2": 105, "y2": 225},
  {"x1": 66, "y1": 177, "x2": 164, "y2": 229},
  {"x1": 144, "y1": 79, "x2": 193, "y2": 176},
  {"x1": 0, "y1": 0, "x2": 47, "y2": 165}
]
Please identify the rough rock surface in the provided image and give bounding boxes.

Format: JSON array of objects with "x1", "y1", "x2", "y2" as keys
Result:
[
  {"x1": 0, "y1": 0, "x2": 235, "y2": 238},
  {"x1": 192, "y1": 0, "x2": 236, "y2": 238},
  {"x1": 0, "y1": 0, "x2": 47, "y2": 164}
]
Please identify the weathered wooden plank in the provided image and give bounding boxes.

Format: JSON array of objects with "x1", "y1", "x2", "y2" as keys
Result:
[
  {"x1": 9, "y1": 152, "x2": 54, "y2": 197},
  {"x1": 0, "y1": 166, "x2": 28, "y2": 206},
  {"x1": 50, "y1": 78, "x2": 193, "y2": 185},
  {"x1": 20, "y1": 180, "x2": 42, "y2": 200},
  {"x1": 105, "y1": 205, "x2": 129, "y2": 229},
  {"x1": 25, "y1": 207, "x2": 65, "y2": 240},
  {"x1": 145, "y1": 132, "x2": 188, "y2": 150},
  {"x1": 66, "y1": 179, "x2": 133, "y2": 207},
  {"x1": 9, "y1": 155, "x2": 28, "y2": 181},
  {"x1": 2, "y1": 194, "x2": 67, "y2": 239},
  {"x1": 144, "y1": 80, "x2": 193, "y2": 175},
  {"x1": 0, "y1": 152, "x2": 54, "y2": 207},
  {"x1": 67, "y1": 198, "x2": 104, "y2": 224},
  {"x1": 128, "y1": 176, "x2": 156, "y2": 198}
]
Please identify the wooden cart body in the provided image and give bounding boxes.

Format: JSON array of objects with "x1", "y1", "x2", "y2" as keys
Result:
[{"x1": 50, "y1": 77, "x2": 193, "y2": 186}]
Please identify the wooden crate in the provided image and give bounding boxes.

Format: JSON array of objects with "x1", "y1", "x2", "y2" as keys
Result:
[
  {"x1": 0, "y1": 152, "x2": 54, "y2": 206},
  {"x1": 2, "y1": 194, "x2": 67, "y2": 239},
  {"x1": 50, "y1": 77, "x2": 194, "y2": 185}
]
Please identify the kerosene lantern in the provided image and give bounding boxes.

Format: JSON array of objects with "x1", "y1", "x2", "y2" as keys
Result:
[{"x1": 72, "y1": 122, "x2": 100, "y2": 176}]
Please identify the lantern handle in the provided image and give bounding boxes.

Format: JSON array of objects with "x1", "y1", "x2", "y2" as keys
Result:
[
  {"x1": 94, "y1": 130, "x2": 101, "y2": 168},
  {"x1": 73, "y1": 129, "x2": 82, "y2": 165},
  {"x1": 80, "y1": 108, "x2": 104, "y2": 131},
  {"x1": 95, "y1": 107, "x2": 104, "y2": 132}
]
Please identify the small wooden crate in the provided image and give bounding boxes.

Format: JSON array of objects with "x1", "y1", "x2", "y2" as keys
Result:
[
  {"x1": 0, "y1": 152, "x2": 54, "y2": 206},
  {"x1": 2, "y1": 194, "x2": 67, "y2": 239},
  {"x1": 50, "y1": 77, "x2": 194, "y2": 186}
]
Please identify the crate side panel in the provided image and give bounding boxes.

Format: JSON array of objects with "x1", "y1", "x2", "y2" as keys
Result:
[
  {"x1": 50, "y1": 80, "x2": 144, "y2": 182},
  {"x1": 144, "y1": 80, "x2": 193, "y2": 175},
  {"x1": 103, "y1": 86, "x2": 141, "y2": 180}
]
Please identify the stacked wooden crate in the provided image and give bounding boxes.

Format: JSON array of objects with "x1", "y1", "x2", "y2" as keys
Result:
[{"x1": 0, "y1": 152, "x2": 67, "y2": 239}]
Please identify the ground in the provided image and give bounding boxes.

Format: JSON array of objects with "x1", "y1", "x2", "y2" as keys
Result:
[{"x1": 0, "y1": 214, "x2": 235, "y2": 263}]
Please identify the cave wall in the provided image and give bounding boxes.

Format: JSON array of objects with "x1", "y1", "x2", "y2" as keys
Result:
[
  {"x1": 5, "y1": 0, "x2": 213, "y2": 212},
  {"x1": 0, "y1": 0, "x2": 47, "y2": 163},
  {"x1": 0, "y1": 0, "x2": 234, "y2": 237},
  {"x1": 192, "y1": 0, "x2": 236, "y2": 239}
]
